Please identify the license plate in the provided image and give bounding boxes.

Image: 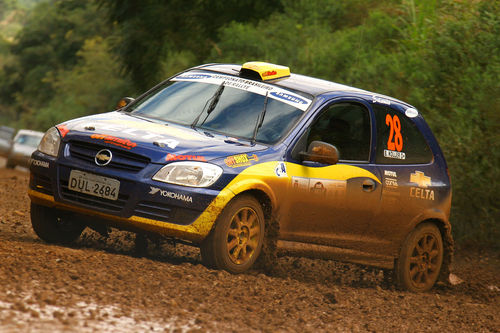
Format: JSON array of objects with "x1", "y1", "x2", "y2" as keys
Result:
[{"x1": 68, "y1": 170, "x2": 120, "y2": 201}]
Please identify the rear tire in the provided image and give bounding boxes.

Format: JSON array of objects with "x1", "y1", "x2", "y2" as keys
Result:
[
  {"x1": 30, "y1": 203, "x2": 85, "y2": 244},
  {"x1": 396, "y1": 223, "x2": 443, "y2": 292},
  {"x1": 5, "y1": 158, "x2": 15, "y2": 169},
  {"x1": 200, "y1": 195, "x2": 265, "y2": 274}
]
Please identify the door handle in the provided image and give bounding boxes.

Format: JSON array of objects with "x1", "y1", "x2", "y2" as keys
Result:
[{"x1": 362, "y1": 179, "x2": 376, "y2": 192}]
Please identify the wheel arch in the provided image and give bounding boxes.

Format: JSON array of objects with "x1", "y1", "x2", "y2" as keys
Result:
[
  {"x1": 416, "y1": 218, "x2": 454, "y2": 284},
  {"x1": 219, "y1": 188, "x2": 278, "y2": 234},
  {"x1": 401, "y1": 213, "x2": 454, "y2": 285},
  {"x1": 214, "y1": 188, "x2": 280, "y2": 272}
]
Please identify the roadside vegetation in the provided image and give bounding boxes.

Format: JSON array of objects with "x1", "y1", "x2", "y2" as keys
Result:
[{"x1": 0, "y1": 0, "x2": 498, "y2": 248}]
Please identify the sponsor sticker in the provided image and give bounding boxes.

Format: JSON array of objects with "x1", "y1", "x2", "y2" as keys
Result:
[
  {"x1": 372, "y1": 95, "x2": 391, "y2": 105},
  {"x1": 384, "y1": 170, "x2": 398, "y2": 188},
  {"x1": 270, "y1": 92, "x2": 308, "y2": 105},
  {"x1": 292, "y1": 177, "x2": 346, "y2": 197},
  {"x1": 149, "y1": 187, "x2": 193, "y2": 203},
  {"x1": 166, "y1": 154, "x2": 206, "y2": 162},
  {"x1": 384, "y1": 149, "x2": 406, "y2": 160},
  {"x1": 224, "y1": 154, "x2": 258, "y2": 168},
  {"x1": 409, "y1": 171, "x2": 434, "y2": 200},
  {"x1": 173, "y1": 72, "x2": 312, "y2": 111},
  {"x1": 274, "y1": 162, "x2": 287, "y2": 177},
  {"x1": 31, "y1": 159, "x2": 49, "y2": 168},
  {"x1": 153, "y1": 139, "x2": 179, "y2": 149},
  {"x1": 262, "y1": 70, "x2": 277, "y2": 77},
  {"x1": 386, "y1": 114, "x2": 404, "y2": 152},
  {"x1": 90, "y1": 134, "x2": 137, "y2": 150},
  {"x1": 405, "y1": 108, "x2": 419, "y2": 118}
]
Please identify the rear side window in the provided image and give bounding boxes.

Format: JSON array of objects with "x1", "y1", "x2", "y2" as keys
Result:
[{"x1": 373, "y1": 104, "x2": 433, "y2": 164}]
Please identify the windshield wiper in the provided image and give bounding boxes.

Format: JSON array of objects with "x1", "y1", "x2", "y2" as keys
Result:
[
  {"x1": 251, "y1": 91, "x2": 269, "y2": 144},
  {"x1": 191, "y1": 82, "x2": 225, "y2": 128}
]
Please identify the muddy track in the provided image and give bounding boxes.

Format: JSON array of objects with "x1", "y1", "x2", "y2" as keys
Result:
[{"x1": 0, "y1": 166, "x2": 498, "y2": 332}]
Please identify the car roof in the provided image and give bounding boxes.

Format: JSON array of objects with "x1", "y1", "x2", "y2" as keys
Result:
[{"x1": 196, "y1": 63, "x2": 407, "y2": 106}]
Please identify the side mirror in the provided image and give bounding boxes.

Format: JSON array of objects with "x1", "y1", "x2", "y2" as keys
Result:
[
  {"x1": 115, "y1": 97, "x2": 135, "y2": 110},
  {"x1": 299, "y1": 141, "x2": 339, "y2": 165}
]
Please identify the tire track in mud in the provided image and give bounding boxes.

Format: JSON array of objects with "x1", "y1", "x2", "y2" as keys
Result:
[{"x1": 0, "y1": 167, "x2": 499, "y2": 332}]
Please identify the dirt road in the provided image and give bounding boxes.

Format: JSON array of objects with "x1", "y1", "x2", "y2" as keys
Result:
[{"x1": 0, "y1": 166, "x2": 498, "y2": 332}]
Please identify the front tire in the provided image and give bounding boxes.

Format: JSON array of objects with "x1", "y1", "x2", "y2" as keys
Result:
[
  {"x1": 396, "y1": 222, "x2": 443, "y2": 292},
  {"x1": 30, "y1": 203, "x2": 85, "y2": 244},
  {"x1": 200, "y1": 195, "x2": 265, "y2": 274}
]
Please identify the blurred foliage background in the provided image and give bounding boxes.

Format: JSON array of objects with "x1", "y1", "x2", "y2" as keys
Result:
[{"x1": 0, "y1": 0, "x2": 498, "y2": 248}]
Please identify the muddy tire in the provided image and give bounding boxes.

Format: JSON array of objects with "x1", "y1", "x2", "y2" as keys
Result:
[
  {"x1": 5, "y1": 158, "x2": 15, "y2": 169},
  {"x1": 30, "y1": 203, "x2": 85, "y2": 244},
  {"x1": 396, "y1": 222, "x2": 443, "y2": 292},
  {"x1": 200, "y1": 195, "x2": 265, "y2": 274}
]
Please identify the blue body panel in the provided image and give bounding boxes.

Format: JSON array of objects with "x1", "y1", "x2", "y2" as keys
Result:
[{"x1": 28, "y1": 64, "x2": 452, "y2": 270}]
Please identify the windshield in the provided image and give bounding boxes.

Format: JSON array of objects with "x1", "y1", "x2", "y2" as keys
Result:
[
  {"x1": 16, "y1": 134, "x2": 42, "y2": 147},
  {"x1": 129, "y1": 71, "x2": 312, "y2": 144}
]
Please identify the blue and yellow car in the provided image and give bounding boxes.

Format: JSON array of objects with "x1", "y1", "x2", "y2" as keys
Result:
[{"x1": 28, "y1": 62, "x2": 452, "y2": 292}]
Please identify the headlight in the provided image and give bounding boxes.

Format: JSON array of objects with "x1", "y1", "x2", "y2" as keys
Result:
[
  {"x1": 153, "y1": 161, "x2": 222, "y2": 187},
  {"x1": 38, "y1": 127, "x2": 61, "y2": 157}
]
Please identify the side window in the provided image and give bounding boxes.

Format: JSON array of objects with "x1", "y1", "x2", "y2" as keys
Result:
[
  {"x1": 373, "y1": 104, "x2": 433, "y2": 164},
  {"x1": 306, "y1": 103, "x2": 371, "y2": 162}
]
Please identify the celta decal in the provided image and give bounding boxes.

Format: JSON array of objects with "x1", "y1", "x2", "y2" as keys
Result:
[
  {"x1": 409, "y1": 171, "x2": 434, "y2": 200},
  {"x1": 154, "y1": 139, "x2": 179, "y2": 149},
  {"x1": 275, "y1": 162, "x2": 287, "y2": 177},
  {"x1": 224, "y1": 154, "x2": 258, "y2": 168},
  {"x1": 166, "y1": 154, "x2": 206, "y2": 162},
  {"x1": 77, "y1": 120, "x2": 202, "y2": 143},
  {"x1": 90, "y1": 134, "x2": 137, "y2": 150},
  {"x1": 149, "y1": 187, "x2": 193, "y2": 203}
]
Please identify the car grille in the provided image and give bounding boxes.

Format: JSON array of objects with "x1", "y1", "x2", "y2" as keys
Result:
[
  {"x1": 68, "y1": 140, "x2": 150, "y2": 172},
  {"x1": 60, "y1": 179, "x2": 128, "y2": 213}
]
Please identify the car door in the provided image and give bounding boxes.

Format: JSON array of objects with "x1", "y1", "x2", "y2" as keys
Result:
[
  {"x1": 280, "y1": 101, "x2": 382, "y2": 249},
  {"x1": 369, "y1": 103, "x2": 437, "y2": 255}
]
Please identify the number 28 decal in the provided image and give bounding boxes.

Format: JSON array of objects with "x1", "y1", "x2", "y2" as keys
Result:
[{"x1": 386, "y1": 114, "x2": 403, "y2": 152}]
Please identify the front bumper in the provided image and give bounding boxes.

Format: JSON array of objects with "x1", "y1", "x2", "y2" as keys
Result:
[{"x1": 29, "y1": 149, "x2": 234, "y2": 243}]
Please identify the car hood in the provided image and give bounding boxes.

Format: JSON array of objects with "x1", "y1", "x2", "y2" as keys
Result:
[{"x1": 60, "y1": 112, "x2": 268, "y2": 164}]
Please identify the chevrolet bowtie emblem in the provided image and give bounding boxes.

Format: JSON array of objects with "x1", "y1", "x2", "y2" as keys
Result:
[
  {"x1": 95, "y1": 149, "x2": 113, "y2": 166},
  {"x1": 410, "y1": 171, "x2": 431, "y2": 188}
]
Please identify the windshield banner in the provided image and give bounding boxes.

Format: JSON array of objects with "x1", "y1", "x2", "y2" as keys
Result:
[{"x1": 173, "y1": 72, "x2": 312, "y2": 111}]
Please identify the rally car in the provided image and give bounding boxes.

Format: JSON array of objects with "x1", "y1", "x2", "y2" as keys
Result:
[{"x1": 28, "y1": 62, "x2": 452, "y2": 292}]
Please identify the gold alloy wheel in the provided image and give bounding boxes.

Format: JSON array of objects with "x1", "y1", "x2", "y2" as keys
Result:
[
  {"x1": 409, "y1": 233, "x2": 440, "y2": 289},
  {"x1": 226, "y1": 207, "x2": 261, "y2": 265}
]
